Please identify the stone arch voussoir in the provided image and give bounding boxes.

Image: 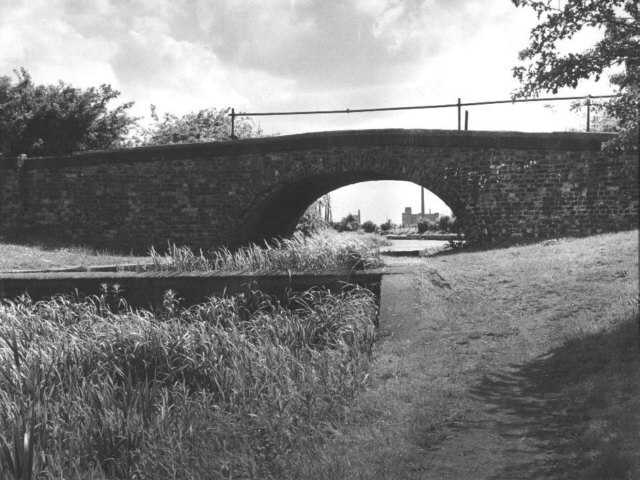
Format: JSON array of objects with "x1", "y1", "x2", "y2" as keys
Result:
[{"x1": 234, "y1": 146, "x2": 480, "y2": 246}]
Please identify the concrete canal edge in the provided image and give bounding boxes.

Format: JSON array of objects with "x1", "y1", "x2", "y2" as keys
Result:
[{"x1": 0, "y1": 270, "x2": 386, "y2": 310}]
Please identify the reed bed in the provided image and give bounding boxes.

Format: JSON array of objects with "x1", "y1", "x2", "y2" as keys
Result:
[
  {"x1": 150, "y1": 232, "x2": 385, "y2": 273},
  {"x1": 0, "y1": 286, "x2": 378, "y2": 479}
]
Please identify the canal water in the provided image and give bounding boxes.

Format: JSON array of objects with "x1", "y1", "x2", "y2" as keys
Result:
[{"x1": 381, "y1": 239, "x2": 450, "y2": 254}]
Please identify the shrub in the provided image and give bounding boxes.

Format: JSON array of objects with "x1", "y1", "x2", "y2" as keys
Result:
[
  {"x1": 417, "y1": 219, "x2": 438, "y2": 233},
  {"x1": 332, "y1": 214, "x2": 360, "y2": 233},
  {"x1": 361, "y1": 220, "x2": 377, "y2": 233},
  {"x1": 379, "y1": 220, "x2": 394, "y2": 232},
  {"x1": 296, "y1": 210, "x2": 328, "y2": 237},
  {"x1": 447, "y1": 239, "x2": 466, "y2": 250},
  {"x1": 0, "y1": 68, "x2": 136, "y2": 156},
  {"x1": 438, "y1": 215, "x2": 452, "y2": 233}
]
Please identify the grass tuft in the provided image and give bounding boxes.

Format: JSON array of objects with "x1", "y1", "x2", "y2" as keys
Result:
[
  {"x1": 150, "y1": 231, "x2": 385, "y2": 273},
  {"x1": 0, "y1": 285, "x2": 378, "y2": 479}
]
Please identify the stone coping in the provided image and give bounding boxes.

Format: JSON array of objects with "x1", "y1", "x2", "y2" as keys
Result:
[
  {"x1": 1, "y1": 129, "x2": 615, "y2": 169},
  {"x1": 0, "y1": 269, "x2": 389, "y2": 280},
  {"x1": 0, "y1": 269, "x2": 390, "y2": 311}
]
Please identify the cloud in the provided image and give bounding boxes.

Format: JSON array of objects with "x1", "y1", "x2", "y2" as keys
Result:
[
  {"x1": 156, "y1": 0, "x2": 510, "y2": 90},
  {"x1": 0, "y1": 0, "x2": 523, "y2": 99},
  {"x1": 0, "y1": 0, "x2": 118, "y2": 87},
  {"x1": 0, "y1": 0, "x2": 245, "y2": 115},
  {"x1": 1, "y1": 0, "x2": 603, "y2": 131}
]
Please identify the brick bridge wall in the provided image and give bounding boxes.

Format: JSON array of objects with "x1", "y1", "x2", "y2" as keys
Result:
[{"x1": 0, "y1": 130, "x2": 637, "y2": 253}]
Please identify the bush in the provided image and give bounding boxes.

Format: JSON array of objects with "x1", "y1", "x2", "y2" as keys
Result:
[
  {"x1": 361, "y1": 220, "x2": 377, "y2": 233},
  {"x1": 0, "y1": 68, "x2": 136, "y2": 156},
  {"x1": 417, "y1": 219, "x2": 438, "y2": 233},
  {"x1": 332, "y1": 214, "x2": 360, "y2": 233},
  {"x1": 296, "y1": 210, "x2": 328, "y2": 237},
  {"x1": 438, "y1": 215, "x2": 452, "y2": 233},
  {"x1": 131, "y1": 106, "x2": 262, "y2": 146},
  {"x1": 447, "y1": 239, "x2": 466, "y2": 250},
  {"x1": 379, "y1": 220, "x2": 394, "y2": 232}
]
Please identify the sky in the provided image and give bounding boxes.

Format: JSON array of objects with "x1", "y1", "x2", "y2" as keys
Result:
[{"x1": 0, "y1": 0, "x2": 612, "y2": 225}]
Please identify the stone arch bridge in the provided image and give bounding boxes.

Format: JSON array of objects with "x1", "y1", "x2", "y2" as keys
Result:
[{"x1": 0, "y1": 130, "x2": 637, "y2": 253}]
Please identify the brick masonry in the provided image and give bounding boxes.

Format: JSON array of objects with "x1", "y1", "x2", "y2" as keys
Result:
[{"x1": 0, "y1": 129, "x2": 637, "y2": 252}]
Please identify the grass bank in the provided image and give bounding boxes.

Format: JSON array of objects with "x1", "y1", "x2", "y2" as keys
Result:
[
  {"x1": 291, "y1": 230, "x2": 639, "y2": 479},
  {"x1": 2, "y1": 230, "x2": 637, "y2": 478},
  {"x1": 0, "y1": 243, "x2": 146, "y2": 271},
  {"x1": 0, "y1": 286, "x2": 378, "y2": 479}
]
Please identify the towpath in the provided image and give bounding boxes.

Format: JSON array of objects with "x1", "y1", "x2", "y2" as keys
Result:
[{"x1": 298, "y1": 232, "x2": 639, "y2": 479}]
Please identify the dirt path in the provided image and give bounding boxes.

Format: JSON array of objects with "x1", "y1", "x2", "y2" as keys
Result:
[
  {"x1": 380, "y1": 260, "x2": 553, "y2": 479},
  {"x1": 296, "y1": 232, "x2": 639, "y2": 479}
]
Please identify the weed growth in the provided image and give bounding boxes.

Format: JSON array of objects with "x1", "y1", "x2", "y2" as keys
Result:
[
  {"x1": 0, "y1": 285, "x2": 378, "y2": 479},
  {"x1": 150, "y1": 232, "x2": 384, "y2": 273}
]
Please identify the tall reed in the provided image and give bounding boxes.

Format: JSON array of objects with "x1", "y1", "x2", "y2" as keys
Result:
[
  {"x1": 150, "y1": 231, "x2": 384, "y2": 273},
  {"x1": 0, "y1": 286, "x2": 378, "y2": 479}
]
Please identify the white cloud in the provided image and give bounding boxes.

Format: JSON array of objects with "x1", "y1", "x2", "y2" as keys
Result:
[{"x1": 0, "y1": 1, "x2": 118, "y2": 87}]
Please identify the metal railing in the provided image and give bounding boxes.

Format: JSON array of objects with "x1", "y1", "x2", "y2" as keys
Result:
[{"x1": 229, "y1": 94, "x2": 618, "y2": 138}]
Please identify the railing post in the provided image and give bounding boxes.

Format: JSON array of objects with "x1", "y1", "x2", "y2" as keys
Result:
[
  {"x1": 16, "y1": 153, "x2": 27, "y2": 238},
  {"x1": 457, "y1": 98, "x2": 461, "y2": 130},
  {"x1": 231, "y1": 108, "x2": 236, "y2": 139},
  {"x1": 464, "y1": 110, "x2": 469, "y2": 131},
  {"x1": 16, "y1": 153, "x2": 27, "y2": 169},
  {"x1": 586, "y1": 95, "x2": 591, "y2": 132}
]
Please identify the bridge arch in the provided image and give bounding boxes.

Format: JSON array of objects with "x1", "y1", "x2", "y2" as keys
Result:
[{"x1": 237, "y1": 167, "x2": 472, "y2": 245}]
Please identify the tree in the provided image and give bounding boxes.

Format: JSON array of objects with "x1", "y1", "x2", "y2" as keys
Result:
[
  {"x1": 512, "y1": 0, "x2": 639, "y2": 153},
  {"x1": 416, "y1": 219, "x2": 430, "y2": 234},
  {"x1": 379, "y1": 219, "x2": 395, "y2": 233},
  {"x1": 132, "y1": 105, "x2": 262, "y2": 146},
  {"x1": 569, "y1": 98, "x2": 619, "y2": 133},
  {"x1": 0, "y1": 68, "x2": 136, "y2": 156},
  {"x1": 332, "y1": 214, "x2": 360, "y2": 232},
  {"x1": 361, "y1": 220, "x2": 377, "y2": 233},
  {"x1": 296, "y1": 198, "x2": 331, "y2": 236},
  {"x1": 438, "y1": 215, "x2": 452, "y2": 233}
]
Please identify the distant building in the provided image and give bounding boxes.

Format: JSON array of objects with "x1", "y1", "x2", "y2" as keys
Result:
[{"x1": 401, "y1": 207, "x2": 439, "y2": 228}]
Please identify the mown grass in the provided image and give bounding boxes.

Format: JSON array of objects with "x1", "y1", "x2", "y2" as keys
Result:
[
  {"x1": 541, "y1": 302, "x2": 639, "y2": 480},
  {"x1": 289, "y1": 230, "x2": 639, "y2": 479},
  {"x1": 0, "y1": 243, "x2": 146, "y2": 271},
  {"x1": 0, "y1": 286, "x2": 378, "y2": 479},
  {"x1": 150, "y1": 231, "x2": 385, "y2": 273}
]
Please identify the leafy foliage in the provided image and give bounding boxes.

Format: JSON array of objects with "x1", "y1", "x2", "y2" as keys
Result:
[
  {"x1": 361, "y1": 220, "x2": 377, "y2": 233},
  {"x1": 379, "y1": 220, "x2": 395, "y2": 232},
  {"x1": 296, "y1": 196, "x2": 331, "y2": 236},
  {"x1": 569, "y1": 98, "x2": 619, "y2": 133},
  {"x1": 438, "y1": 215, "x2": 453, "y2": 233},
  {"x1": 0, "y1": 68, "x2": 136, "y2": 156},
  {"x1": 512, "y1": 0, "x2": 639, "y2": 152},
  {"x1": 416, "y1": 219, "x2": 431, "y2": 234},
  {"x1": 332, "y1": 214, "x2": 360, "y2": 233},
  {"x1": 131, "y1": 105, "x2": 262, "y2": 146}
]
